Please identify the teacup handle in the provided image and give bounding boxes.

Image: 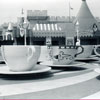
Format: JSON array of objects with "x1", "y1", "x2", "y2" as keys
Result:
[
  {"x1": 94, "y1": 45, "x2": 100, "y2": 56},
  {"x1": 27, "y1": 46, "x2": 35, "y2": 62},
  {"x1": 75, "y1": 46, "x2": 84, "y2": 57}
]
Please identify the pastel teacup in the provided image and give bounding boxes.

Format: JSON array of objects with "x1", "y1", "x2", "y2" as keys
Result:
[
  {"x1": 49, "y1": 46, "x2": 84, "y2": 65},
  {"x1": 77, "y1": 45, "x2": 94, "y2": 58},
  {"x1": 1, "y1": 45, "x2": 41, "y2": 72}
]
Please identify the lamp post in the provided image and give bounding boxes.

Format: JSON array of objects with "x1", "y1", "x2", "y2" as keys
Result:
[
  {"x1": 75, "y1": 21, "x2": 80, "y2": 46},
  {"x1": 18, "y1": 9, "x2": 29, "y2": 45},
  {"x1": 23, "y1": 19, "x2": 29, "y2": 46}
]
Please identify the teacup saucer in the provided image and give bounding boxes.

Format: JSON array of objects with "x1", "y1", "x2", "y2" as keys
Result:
[
  {"x1": 0, "y1": 65, "x2": 51, "y2": 75},
  {"x1": 75, "y1": 56, "x2": 99, "y2": 61},
  {"x1": 40, "y1": 61, "x2": 85, "y2": 67}
]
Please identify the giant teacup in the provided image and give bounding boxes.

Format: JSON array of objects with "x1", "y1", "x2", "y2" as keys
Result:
[
  {"x1": 77, "y1": 45, "x2": 94, "y2": 58},
  {"x1": 50, "y1": 46, "x2": 84, "y2": 65},
  {"x1": 1, "y1": 45, "x2": 41, "y2": 72}
]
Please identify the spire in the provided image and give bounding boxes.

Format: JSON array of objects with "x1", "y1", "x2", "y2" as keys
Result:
[{"x1": 74, "y1": 0, "x2": 99, "y2": 36}]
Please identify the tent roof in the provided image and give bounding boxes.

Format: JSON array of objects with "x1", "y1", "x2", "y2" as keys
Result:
[{"x1": 74, "y1": 0, "x2": 100, "y2": 36}]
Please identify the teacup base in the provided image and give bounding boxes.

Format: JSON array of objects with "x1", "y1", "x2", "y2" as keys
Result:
[
  {"x1": 9, "y1": 66, "x2": 36, "y2": 72},
  {"x1": 53, "y1": 59, "x2": 74, "y2": 65}
]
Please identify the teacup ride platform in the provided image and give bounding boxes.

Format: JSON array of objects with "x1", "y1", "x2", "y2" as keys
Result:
[
  {"x1": 0, "y1": 62, "x2": 100, "y2": 99},
  {"x1": 0, "y1": 36, "x2": 100, "y2": 99}
]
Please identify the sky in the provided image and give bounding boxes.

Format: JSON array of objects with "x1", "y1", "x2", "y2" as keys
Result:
[{"x1": 0, "y1": 0, "x2": 99, "y2": 24}]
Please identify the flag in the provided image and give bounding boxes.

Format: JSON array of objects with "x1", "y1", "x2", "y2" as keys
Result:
[
  {"x1": 70, "y1": 7, "x2": 73, "y2": 10},
  {"x1": 69, "y1": 2, "x2": 73, "y2": 10}
]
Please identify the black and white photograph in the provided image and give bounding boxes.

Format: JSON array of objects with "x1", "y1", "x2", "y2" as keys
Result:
[{"x1": 0, "y1": 0, "x2": 100, "y2": 99}]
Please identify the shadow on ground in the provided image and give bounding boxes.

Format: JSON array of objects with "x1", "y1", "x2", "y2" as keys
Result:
[
  {"x1": 52, "y1": 66, "x2": 87, "y2": 71},
  {"x1": 0, "y1": 71, "x2": 53, "y2": 80}
]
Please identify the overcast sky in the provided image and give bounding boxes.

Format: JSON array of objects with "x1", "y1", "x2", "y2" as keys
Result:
[{"x1": 0, "y1": 0, "x2": 99, "y2": 24}]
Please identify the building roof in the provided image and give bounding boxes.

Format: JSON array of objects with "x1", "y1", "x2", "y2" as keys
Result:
[
  {"x1": 27, "y1": 10, "x2": 48, "y2": 20},
  {"x1": 74, "y1": 0, "x2": 100, "y2": 37}
]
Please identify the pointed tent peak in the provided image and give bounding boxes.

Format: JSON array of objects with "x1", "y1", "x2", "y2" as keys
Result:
[
  {"x1": 77, "y1": 0, "x2": 94, "y2": 19},
  {"x1": 8, "y1": 22, "x2": 13, "y2": 31},
  {"x1": 73, "y1": 0, "x2": 100, "y2": 33}
]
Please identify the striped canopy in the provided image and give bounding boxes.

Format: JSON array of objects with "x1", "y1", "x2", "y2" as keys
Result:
[{"x1": 32, "y1": 23, "x2": 64, "y2": 37}]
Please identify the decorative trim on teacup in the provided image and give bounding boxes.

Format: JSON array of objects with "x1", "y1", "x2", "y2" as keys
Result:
[
  {"x1": 57, "y1": 51, "x2": 74, "y2": 61},
  {"x1": 59, "y1": 46, "x2": 77, "y2": 49}
]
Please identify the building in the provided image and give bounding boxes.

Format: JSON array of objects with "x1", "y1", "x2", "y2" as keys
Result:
[
  {"x1": 14, "y1": 10, "x2": 76, "y2": 46},
  {"x1": 1, "y1": 0, "x2": 100, "y2": 45}
]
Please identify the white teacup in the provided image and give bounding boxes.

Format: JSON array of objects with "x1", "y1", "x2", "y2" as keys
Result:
[
  {"x1": 1, "y1": 45, "x2": 41, "y2": 72},
  {"x1": 77, "y1": 45, "x2": 94, "y2": 58},
  {"x1": 49, "y1": 46, "x2": 84, "y2": 65}
]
